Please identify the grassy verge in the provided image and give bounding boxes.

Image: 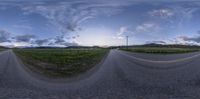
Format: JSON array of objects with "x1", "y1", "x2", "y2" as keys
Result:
[
  {"x1": 121, "y1": 47, "x2": 200, "y2": 54},
  {"x1": 14, "y1": 48, "x2": 108, "y2": 77},
  {"x1": 0, "y1": 49, "x2": 5, "y2": 52}
]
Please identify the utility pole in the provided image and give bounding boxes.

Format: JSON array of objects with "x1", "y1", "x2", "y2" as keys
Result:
[{"x1": 126, "y1": 36, "x2": 128, "y2": 50}]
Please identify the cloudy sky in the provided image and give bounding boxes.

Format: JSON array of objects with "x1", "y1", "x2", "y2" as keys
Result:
[{"x1": 0, "y1": 0, "x2": 200, "y2": 47}]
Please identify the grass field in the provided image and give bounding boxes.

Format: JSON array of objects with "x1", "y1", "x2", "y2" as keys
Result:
[
  {"x1": 14, "y1": 48, "x2": 108, "y2": 77},
  {"x1": 121, "y1": 47, "x2": 200, "y2": 54},
  {"x1": 0, "y1": 49, "x2": 4, "y2": 52}
]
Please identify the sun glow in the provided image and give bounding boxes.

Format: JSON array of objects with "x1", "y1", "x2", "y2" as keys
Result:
[{"x1": 78, "y1": 27, "x2": 114, "y2": 46}]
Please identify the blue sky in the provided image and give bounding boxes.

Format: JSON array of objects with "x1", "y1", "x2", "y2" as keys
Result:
[{"x1": 0, "y1": 0, "x2": 200, "y2": 47}]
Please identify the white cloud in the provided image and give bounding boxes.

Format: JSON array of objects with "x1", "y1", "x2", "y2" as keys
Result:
[
  {"x1": 136, "y1": 23, "x2": 160, "y2": 33},
  {"x1": 117, "y1": 27, "x2": 128, "y2": 36},
  {"x1": 145, "y1": 40, "x2": 166, "y2": 44},
  {"x1": 113, "y1": 36, "x2": 125, "y2": 40},
  {"x1": 13, "y1": 42, "x2": 31, "y2": 47},
  {"x1": 175, "y1": 7, "x2": 198, "y2": 30},
  {"x1": 113, "y1": 26, "x2": 128, "y2": 40},
  {"x1": 149, "y1": 9, "x2": 174, "y2": 18},
  {"x1": 19, "y1": 1, "x2": 135, "y2": 35},
  {"x1": 113, "y1": 26, "x2": 130, "y2": 40},
  {"x1": 169, "y1": 35, "x2": 198, "y2": 45}
]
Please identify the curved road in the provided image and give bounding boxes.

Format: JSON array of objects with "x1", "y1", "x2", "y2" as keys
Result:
[{"x1": 1, "y1": 50, "x2": 200, "y2": 99}]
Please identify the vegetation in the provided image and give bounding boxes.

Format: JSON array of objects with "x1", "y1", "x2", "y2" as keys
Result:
[
  {"x1": 14, "y1": 48, "x2": 108, "y2": 77},
  {"x1": 0, "y1": 49, "x2": 4, "y2": 52},
  {"x1": 121, "y1": 47, "x2": 200, "y2": 54},
  {"x1": 0, "y1": 46, "x2": 7, "y2": 52}
]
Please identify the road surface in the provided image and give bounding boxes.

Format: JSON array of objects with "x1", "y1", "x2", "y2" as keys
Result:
[{"x1": 1, "y1": 50, "x2": 200, "y2": 99}]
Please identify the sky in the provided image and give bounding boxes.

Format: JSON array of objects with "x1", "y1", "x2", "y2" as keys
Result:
[{"x1": 1, "y1": 0, "x2": 200, "y2": 47}]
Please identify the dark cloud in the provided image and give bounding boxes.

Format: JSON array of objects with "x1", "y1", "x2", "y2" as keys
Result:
[
  {"x1": 14, "y1": 34, "x2": 36, "y2": 42},
  {"x1": 65, "y1": 23, "x2": 78, "y2": 32},
  {"x1": 54, "y1": 36, "x2": 65, "y2": 44},
  {"x1": 34, "y1": 39, "x2": 49, "y2": 46},
  {"x1": 60, "y1": 42, "x2": 78, "y2": 46},
  {"x1": 45, "y1": 36, "x2": 79, "y2": 47},
  {"x1": 72, "y1": 35, "x2": 80, "y2": 39},
  {"x1": 179, "y1": 36, "x2": 200, "y2": 43},
  {"x1": 0, "y1": 29, "x2": 10, "y2": 43}
]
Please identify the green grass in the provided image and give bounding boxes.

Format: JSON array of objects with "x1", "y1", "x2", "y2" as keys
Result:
[
  {"x1": 14, "y1": 48, "x2": 108, "y2": 77},
  {"x1": 121, "y1": 47, "x2": 200, "y2": 54},
  {"x1": 0, "y1": 49, "x2": 5, "y2": 52}
]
